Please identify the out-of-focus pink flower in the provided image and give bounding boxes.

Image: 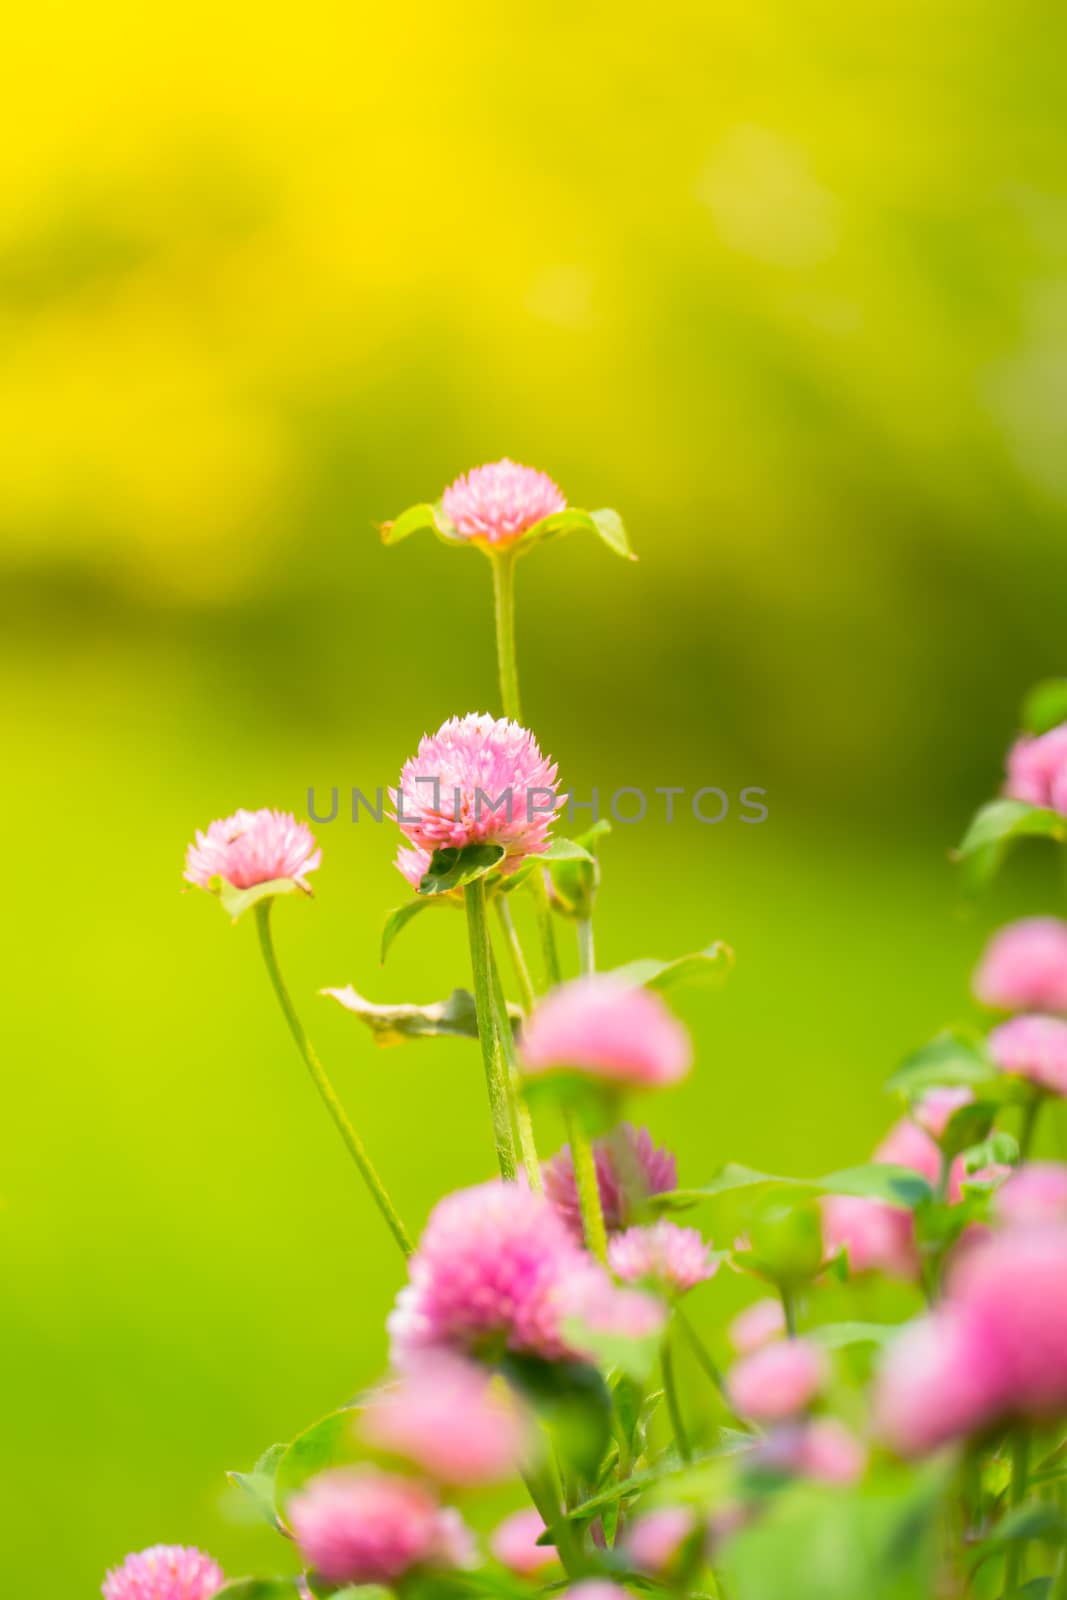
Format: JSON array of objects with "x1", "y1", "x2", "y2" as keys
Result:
[
  {"x1": 184, "y1": 809, "x2": 320, "y2": 893},
  {"x1": 729, "y1": 1298, "x2": 787, "y2": 1353},
  {"x1": 520, "y1": 976, "x2": 692, "y2": 1089},
  {"x1": 394, "y1": 843, "x2": 433, "y2": 891},
  {"x1": 995, "y1": 1162, "x2": 1067, "y2": 1227},
  {"x1": 608, "y1": 1220, "x2": 716, "y2": 1296},
  {"x1": 875, "y1": 1306, "x2": 1004, "y2": 1456},
  {"x1": 990, "y1": 1014, "x2": 1067, "y2": 1095},
  {"x1": 489, "y1": 1509, "x2": 557, "y2": 1576},
  {"x1": 821, "y1": 1192, "x2": 919, "y2": 1280},
  {"x1": 563, "y1": 1585, "x2": 633, "y2": 1600},
  {"x1": 912, "y1": 1086, "x2": 975, "y2": 1139},
  {"x1": 949, "y1": 1225, "x2": 1067, "y2": 1418},
  {"x1": 387, "y1": 1181, "x2": 588, "y2": 1367},
  {"x1": 442, "y1": 459, "x2": 566, "y2": 547},
  {"x1": 1004, "y1": 725, "x2": 1067, "y2": 809},
  {"x1": 560, "y1": 1263, "x2": 667, "y2": 1352},
  {"x1": 727, "y1": 1338, "x2": 827, "y2": 1422},
  {"x1": 626, "y1": 1507, "x2": 701, "y2": 1576},
  {"x1": 393, "y1": 713, "x2": 563, "y2": 871},
  {"x1": 289, "y1": 1469, "x2": 470, "y2": 1586},
  {"x1": 102, "y1": 1547, "x2": 224, "y2": 1600},
  {"x1": 358, "y1": 1354, "x2": 531, "y2": 1485},
  {"x1": 974, "y1": 918, "x2": 1067, "y2": 1014},
  {"x1": 543, "y1": 1124, "x2": 677, "y2": 1240},
  {"x1": 777, "y1": 1419, "x2": 867, "y2": 1484}
]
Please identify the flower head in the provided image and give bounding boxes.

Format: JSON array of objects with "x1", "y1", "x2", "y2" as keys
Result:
[
  {"x1": 608, "y1": 1220, "x2": 717, "y2": 1296},
  {"x1": 912, "y1": 1086, "x2": 975, "y2": 1139},
  {"x1": 948, "y1": 1225, "x2": 1067, "y2": 1418},
  {"x1": 990, "y1": 1014, "x2": 1067, "y2": 1095},
  {"x1": 563, "y1": 1586, "x2": 633, "y2": 1600},
  {"x1": 821, "y1": 1192, "x2": 920, "y2": 1280},
  {"x1": 995, "y1": 1162, "x2": 1067, "y2": 1228},
  {"x1": 387, "y1": 1181, "x2": 588, "y2": 1367},
  {"x1": 1004, "y1": 724, "x2": 1067, "y2": 809},
  {"x1": 102, "y1": 1547, "x2": 224, "y2": 1600},
  {"x1": 974, "y1": 918, "x2": 1067, "y2": 1014},
  {"x1": 442, "y1": 459, "x2": 566, "y2": 548},
  {"x1": 543, "y1": 1123, "x2": 677, "y2": 1240},
  {"x1": 359, "y1": 1354, "x2": 531, "y2": 1485},
  {"x1": 520, "y1": 977, "x2": 692, "y2": 1089},
  {"x1": 756, "y1": 1419, "x2": 867, "y2": 1485},
  {"x1": 184, "y1": 809, "x2": 320, "y2": 893},
  {"x1": 489, "y1": 1509, "x2": 557, "y2": 1576},
  {"x1": 729, "y1": 1297, "x2": 787, "y2": 1353},
  {"x1": 289, "y1": 1468, "x2": 471, "y2": 1587},
  {"x1": 875, "y1": 1305, "x2": 1004, "y2": 1456},
  {"x1": 559, "y1": 1262, "x2": 667, "y2": 1352},
  {"x1": 727, "y1": 1338, "x2": 827, "y2": 1422},
  {"x1": 626, "y1": 1507, "x2": 702, "y2": 1577},
  {"x1": 393, "y1": 713, "x2": 563, "y2": 874}
]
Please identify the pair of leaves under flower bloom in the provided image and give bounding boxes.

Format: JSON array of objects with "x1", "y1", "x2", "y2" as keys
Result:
[{"x1": 381, "y1": 502, "x2": 635, "y2": 562}]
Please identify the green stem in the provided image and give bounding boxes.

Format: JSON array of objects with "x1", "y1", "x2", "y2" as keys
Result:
[
  {"x1": 488, "y1": 936, "x2": 542, "y2": 1191},
  {"x1": 465, "y1": 879, "x2": 518, "y2": 1180},
  {"x1": 566, "y1": 1107, "x2": 609, "y2": 1262},
  {"x1": 661, "y1": 1333, "x2": 691, "y2": 1463},
  {"x1": 1004, "y1": 1431, "x2": 1031, "y2": 1596},
  {"x1": 522, "y1": 1461, "x2": 586, "y2": 1579},
  {"x1": 780, "y1": 1283, "x2": 798, "y2": 1337},
  {"x1": 576, "y1": 915, "x2": 596, "y2": 978},
  {"x1": 673, "y1": 1303, "x2": 737, "y2": 1416},
  {"x1": 491, "y1": 548, "x2": 522, "y2": 723},
  {"x1": 496, "y1": 896, "x2": 537, "y2": 1013},
  {"x1": 254, "y1": 900, "x2": 412, "y2": 1258},
  {"x1": 531, "y1": 870, "x2": 562, "y2": 989},
  {"x1": 1020, "y1": 1095, "x2": 1044, "y2": 1161}
]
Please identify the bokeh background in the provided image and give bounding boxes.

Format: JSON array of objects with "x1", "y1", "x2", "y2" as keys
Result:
[{"x1": 4, "y1": 2, "x2": 1067, "y2": 1591}]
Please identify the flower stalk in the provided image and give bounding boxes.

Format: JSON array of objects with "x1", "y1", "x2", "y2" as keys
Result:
[{"x1": 464, "y1": 878, "x2": 519, "y2": 1181}]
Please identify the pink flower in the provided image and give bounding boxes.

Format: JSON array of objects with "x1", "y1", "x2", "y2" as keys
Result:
[
  {"x1": 442, "y1": 459, "x2": 566, "y2": 547},
  {"x1": 490, "y1": 1509, "x2": 557, "y2": 1575},
  {"x1": 912, "y1": 1086, "x2": 975, "y2": 1139},
  {"x1": 395, "y1": 843, "x2": 433, "y2": 891},
  {"x1": 563, "y1": 1586, "x2": 633, "y2": 1600},
  {"x1": 729, "y1": 1298, "x2": 787, "y2": 1353},
  {"x1": 990, "y1": 1014, "x2": 1067, "y2": 1095},
  {"x1": 289, "y1": 1468, "x2": 471, "y2": 1586},
  {"x1": 387, "y1": 1181, "x2": 589, "y2": 1366},
  {"x1": 974, "y1": 918, "x2": 1067, "y2": 1014},
  {"x1": 543, "y1": 1123, "x2": 677, "y2": 1240},
  {"x1": 393, "y1": 713, "x2": 563, "y2": 873},
  {"x1": 727, "y1": 1338, "x2": 827, "y2": 1422},
  {"x1": 559, "y1": 1262, "x2": 667, "y2": 1351},
  {"x1": 626, "y1": 1507, "x2": 701, "y2": 1576},
  {"x1": 875, "y1": 1305, "x2": 1005, "y2": 1456},
  {"x1": 821, "y1": 1192, "x2": 920, "y2": 1280},
  {"x1": 1004, "y1": 725, "x2": 1067, "y2": 808},
  {"x1": 184, "y1": 809, "x2": 320, "y2": 892},
  {"x1": 520, "y1": 977, "x2": 692, "y2": 1089},
  {"x1": 995, "y1": 1162, "x2": 1067, "y2": 1227},
  {"x1": 358, "y1": 1354, "x2": 531, "y2": 1485},
  {"x1": 759, "y1": 1419, "x2": 867, "y2": 1484},
  {"x1": 608, "y1": 1220, "x2": 716, "y2": 1295},
  {"x1": 102, "y1": 1548, "x2": 224, "y2": 1600},
  {"x1": 949, "y1": 1225, "x2": 1067, "y2": 1418}
]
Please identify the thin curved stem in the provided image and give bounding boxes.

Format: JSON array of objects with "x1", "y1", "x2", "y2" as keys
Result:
[
  {"x1": 576, "y1": 916, "x2": 596, "y2": 977},
  {"x1": 488, "y1": 931, "x2": 542, "y2": 1191},
  {"x1": 530, "y1": 870, "x2": 562, "y2": 990},
  {"x1": 465, "y1": 878, "x2": 518, "y2": 1180},
  {"x1": 496, "y1": 896, "x2": 537, "y2": 1013},
  {"x1": 1004, "y1": 1431, "x2": 1031, "y2": 1596},
  {"x1": 491, "y1": 549, "x2": 522, "y2": 724},
  {"x1": 1020, "y1": 1094, "x2": 1044, "y2": 1161},
  {"x1": 254, "y1": 900, "x2": 412, "y2": 1258},
  {"x1": 661, "y1": 1332, "x2": 691, "y2": 1463},
  {"x1": 566, "y1": 1106, "x2": 609, "y2": 1263}
]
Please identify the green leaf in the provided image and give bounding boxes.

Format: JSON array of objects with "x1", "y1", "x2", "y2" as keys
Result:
[
  {"x1": 540, "y1": 836, "x2": 595, "y2": 862},
  {"x1": 210, "y1": 875, "x2": 306, "y2": 922},
  {"x1": 936, "y1": 1100, "x2": 998, "y2": 1159},
  {"x1": 379, "y1": 500, "x2": 462, "y2": 548},
  {"x1": 274, "y1": 1407, "x2": 358, "y2": 1512},
  {"x1": 808, "y1": 1321, "x2": 900, "y2": 1350},
  {"x1": 659, "y1": 1162, "x2": 930, "y2": 1211},
  {"x1": 214, "y1": 1584, "x2": 302, "y2": 1599},
  {"x1": 1022, "y1": 678, "x2": 1067, "y2": 735},
  {"x1": 418, "y1": 843, "x2": 506, "y2": 896},
  {"x1": 609, "y1": 942, "x2": 735, "y2": 993},
  {"x1": 563, "y1": 1442, "x2": 747, "y2": 1524},
  {"x1": 561, "y1": 1296, "x2": 667, "y2": 1382},
  {"x1": 955, "y1": 800, "x2": 1067, "y2": 892},
  {"x1": 380, "y1": 897, "x2": 446, "y2": 963},
  {"x1": 975, "y1": 1501, "x2": 1067, "y2": 1557},
  {"x1": 227, "y1": 1443, "x2": 288, "y2": 1533},
  {"x1": 886, "y1": 1029, "x2": 997, "y2": 1097},
  {"x1": 500, "y1": 1355, "x2": 613, "y2": 1480},
  {"x1": 322, "y1": 985, "x2": 516, "y2": 1046},
  {"x1": 515, "y1": 505, "x2": 636, "y2": 560}
]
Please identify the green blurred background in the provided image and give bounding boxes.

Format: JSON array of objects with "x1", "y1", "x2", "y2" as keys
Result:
[{"x1": 4, "y1": 2, "x2": 1067, "y2": 1591}]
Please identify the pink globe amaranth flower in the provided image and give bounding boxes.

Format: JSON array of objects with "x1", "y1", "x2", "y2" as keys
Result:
[
  {"x1": 358, "y1": 1353, "x2": 532, "y2": 1485},
  {"x1": 990, "y1": 1014, "x2": 1067, "y2": 1095},
  {"x1": 184, "y1": 808, "x2": 321, "y2": 893},
  {"x1": 490, "y1": 1509, "x2": 557, "y2": 1576},
  {"x1": 727, "y1": 1337, "x2": 827, "y2": 1422},
  {"x1": 543, "y1": 1123, "x2": 677, "y2": 1241},
  {"x1": 874, "y1": 1114, "x2": 943, "y2": 1184},
  {"x1": 626, "y1": 1507, "x2": 701, "y2": 1576},
  {"x1": 875, "y1": 1305, "x2": 1005, "y2": 1456},
  {"x1": 289, "y1": 1468, "x2": 471, "y2": 1587},
  {"x1": 995, "y1": 1162, "x2": 1067, "y2": 1227},
  {"x1": 520, "y1": 976, "x2": 692, "y2": 1090},
  {"x1": 563, "y1": 1586, "x2": 633, "y2": 1600},
  {"x1": 1004, "y1": 724, "x2": 1067, "y2": 808},
  {"x1": 441, "y1": 458, "x2": 566, "y2": 548},
  {"x1": 387, "y1": 1180, "x2": 589, "y2": 1366},
  {"x1": 729, "y1": 1297, "x2": 787, "y2": 1353},
  {"x1": 608, "y1": 1220, "x2": 717, "y2": 1296},
  {"x1": 395, "y1": 842, "x2": 433, "y2": 891},
  {"x1": 821, "y1": 1192, "x2": 920, "y2": 1281},
  {"x1": 102, "y1": 1547, "x2": 224, "y2": 1600},
  {"x1": 393, "y1": 713, "x2": 563, "y2": 871},
  {"x1": 974, "y1": 918, "x2": 1067, "y2": 1014},
  {"x1": 948, "y1": 1224, "x2": 1067, "y2": 1419}
]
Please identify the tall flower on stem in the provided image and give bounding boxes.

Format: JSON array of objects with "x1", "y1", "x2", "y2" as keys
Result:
[
  {"x1": 184, "y1": 810, "x2": 412, "y2": 1258},
  {"x1": 102, "y1": 1546, "x2": 224, "y2": 1600}
]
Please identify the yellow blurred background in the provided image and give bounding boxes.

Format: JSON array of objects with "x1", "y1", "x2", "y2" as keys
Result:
[{"x1": 3, "y1": 3, "x2": 1067, "y2": 1591}]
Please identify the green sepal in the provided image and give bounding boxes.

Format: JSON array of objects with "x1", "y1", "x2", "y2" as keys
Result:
[
  {"x1": 514, "y1": 505, "x2": 635, "y2": 561},
  {"x1": 208, "y1": 874, "x2": 307, "y2": 923},
  {"x1": 379, "y1": 500, "x2": 464, "y2": 548}
]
